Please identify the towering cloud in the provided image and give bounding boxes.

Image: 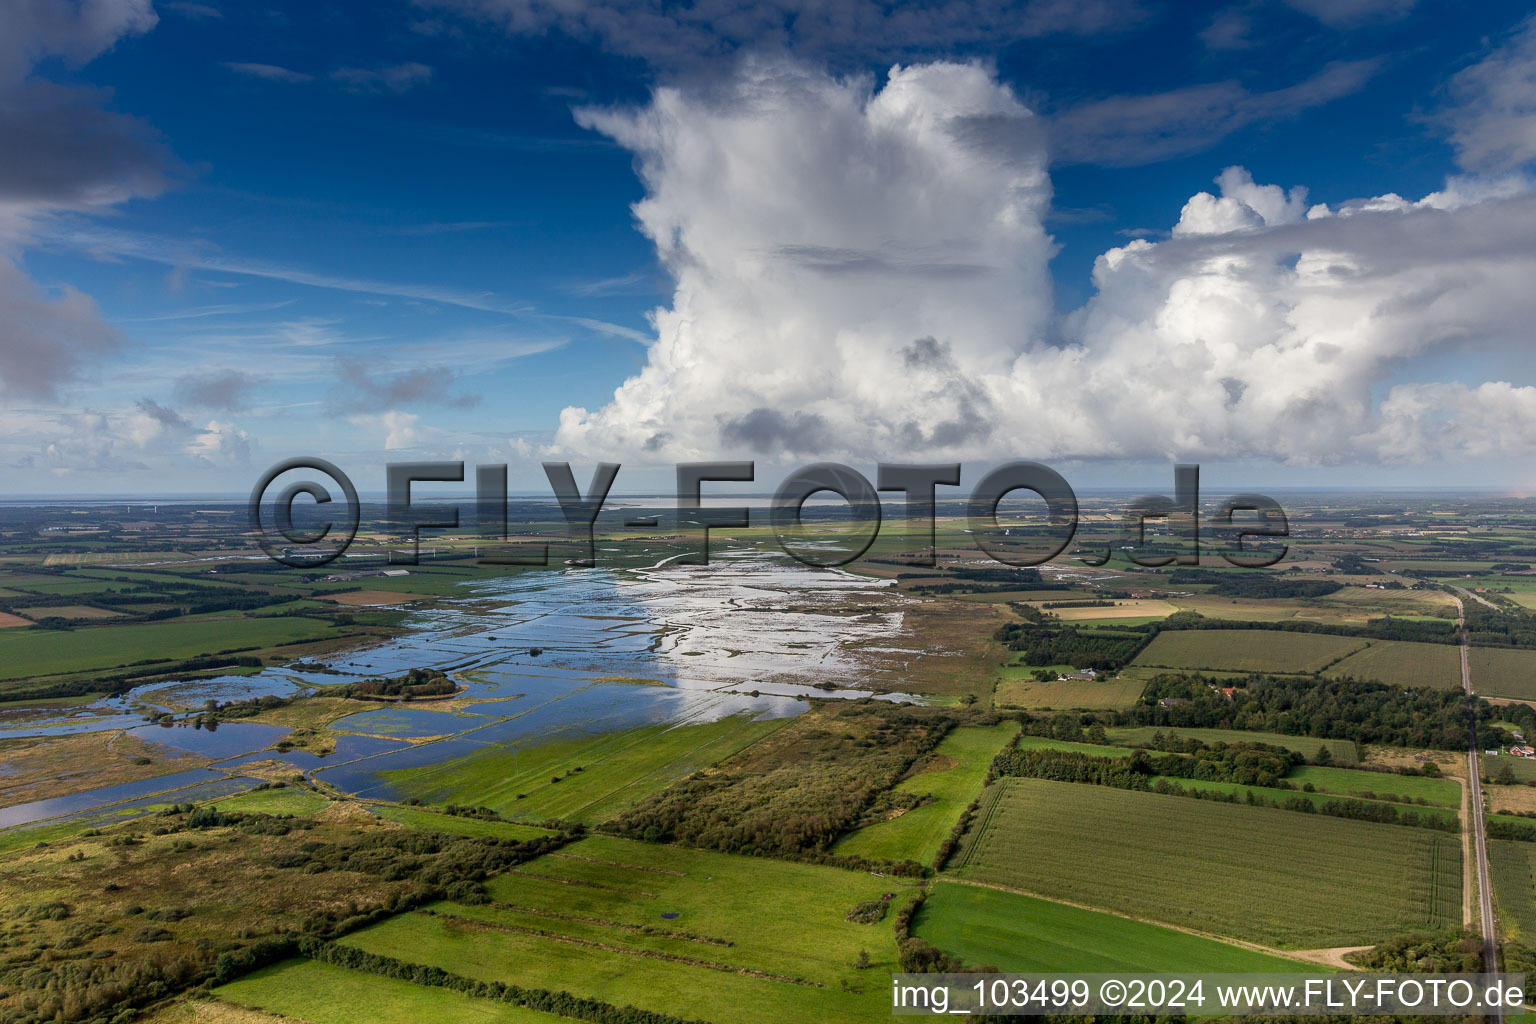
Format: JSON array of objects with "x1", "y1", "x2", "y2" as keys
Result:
[
  {"x1": 554, "y1": 57, "x2": 1536, "y2": 466},
  {"x1": 557, "y1": 60, "x2": 1055, "y2": 460}
]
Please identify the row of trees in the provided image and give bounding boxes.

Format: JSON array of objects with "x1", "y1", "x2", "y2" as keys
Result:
[{"x1": 1117, "y1": 674, "x2": 1490, "y2": 750}]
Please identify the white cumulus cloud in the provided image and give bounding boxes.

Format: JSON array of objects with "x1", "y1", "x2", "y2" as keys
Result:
[{"x1": 552, "y1": 57, "x2": 1536, "y2": 468}]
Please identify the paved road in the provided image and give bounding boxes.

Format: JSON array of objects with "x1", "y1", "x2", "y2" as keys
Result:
[
  {"x1": 1450, "y1": 583, "x2": 1502, "y2": 611},
  {"x1": 1455, "y1": 594, "x2": 1502, "y2": 1008}
]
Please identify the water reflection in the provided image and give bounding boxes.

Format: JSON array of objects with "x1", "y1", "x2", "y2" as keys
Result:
[{"x1": 4, "y1": 553, "x2": 921, "y2": 818}]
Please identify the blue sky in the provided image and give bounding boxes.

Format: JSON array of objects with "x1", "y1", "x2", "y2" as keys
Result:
[{"x1": 6, "y1": 0, "x2": 1536, "y2": 495}]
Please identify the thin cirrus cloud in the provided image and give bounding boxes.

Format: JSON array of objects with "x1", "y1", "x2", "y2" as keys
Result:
[
  {"x1": 330, "y1": 62, "x2": 433, "y2": 93},
  {"x1": 1046, "y1": 59, "x2": 1383, "y2": 166},
  {"x1": 47, "y1": 221, "x2": 653, "y2": 345},
  {"x1": 422, "y1": 0, "x2": 1146, "y2": 71},
  {"x1": 222, "y1": 62, "x2": 313, "y2": 83},
  {"x1": 224, "y1": 61, "x2": 434, "y2": 94},
  {"x1": 45, "y1": 223, "x2": 531, "y2": 314}
]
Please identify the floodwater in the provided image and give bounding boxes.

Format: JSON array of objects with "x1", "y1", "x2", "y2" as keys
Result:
[
  {"x1": 0, "y1": 768, "x2": 238, "y2": 828},
  {"x1": 2, "y1": 550, "x2": 920, "y2": 826},
  {"x1": 127, "y1": 721, "x2": 292, "y2": 758}
]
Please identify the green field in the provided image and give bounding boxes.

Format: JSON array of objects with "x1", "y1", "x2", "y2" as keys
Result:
[
  {"x1": 1105, "y1": 727, "x2": 1360, "y2": 765},
  {"x1": 1470, "y1": 647, "x2": 1536, "y2": 701},
  {"x1": 1492, "y1": 839, "x2": 1536, "y2": 943},
  {"x1": 215, "y1": 958, "x2": 572, "y2": 1024},
  {"x1": 1147, "y1": 776, "x2": 1460, "y2": 828},
  {"x1": 1286, "y1": 765, "x2": 1461, "y2": 806},
  {"x1": 371, "y1": 805, "x2": 556, "y2": 841},
  {"x1": 0, "y1": 615, "x2": 337, "y2": 683},
  {"x1": 995, "y1": 677, "x2": 1147, "y2": 709},
  {"x1": 1489, "y1": 756, "x2": 1536, "y2": 783},
  {"x1": 338, "y1": 834, "x2": 915, "y2": 1024},
  {"x1": 833, "y1": 722, "x2": 1017, "y2": 864},
  {"x1": 1132, "y1": 630, "x2": 1367, "y2": 674},
  {"x1": 213, "y1": 787, "x2": 332, "y2": 817},
  {"x1": 1012, "y1": 735, "x2": 1138, "y2": 758},
  {"x1": 381, "y1": 714, "x2": 790, "y2": 824},
  {"x1": 1488, "y1": 813, "x2": 1536, "y2": 832},
  {"x1": 912, "y1": 882, "x2": 1311, "y2": 972},
  {"x1": 950, "y1": 778, "x2": 1460, "y2": 947},
  {"x1": 1325, "y1": 641, "x2": 1463, "y2": 690},
  {"x1": 1171, "y1": 596, "x2": 1342, "y2": 624}
]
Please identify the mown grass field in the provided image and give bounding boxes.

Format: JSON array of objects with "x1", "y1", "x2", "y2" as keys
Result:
[
  {"x1": 1470, "y1": 647, "x2": 1536, "y2": 701},
  {"x1": 995, "y1": 677, "x2": 1146, "y2": 710},
  {"x1": 1105, "y1": 727, "x2": 1361, "y2": 765},
  {"x1": 338, "y1": 834, "x2": 916, "y2": 1024},
  {"x1": 1488, "y1": 755, "x2": 1536, "y2": 783},
  {"x1": 381, "y1": 713, "x2": 790, "y2": 824},
  {"x1": 950, "y1": 778, "x2": 1460, "y2": 947},
  {"x1": 1038, "y1": 600, "x2": 1176, "y2": 620},
  {"x1": 1131, "y1": 630, "x2": 1367, "y2": 674},
  {"x1": 1012, "y1": 735, "x2": 1138, "y2": 758},
  {"x1": 215, "y1": 958, "x2": 572, "y2": 1024},
  {"x1": 833, "y1": 721, "x2": 1017, "y2": 864},
  {"x1": 1491, "y1": 839, "x2": 1536, "y2": 943},
  {"x1": 1286, "y1": 765, "x2": 1461, "y2": 806},
  {"x1": 0, "y1": 615, "x2": 338, "y2": 684},
  {"x1": 370, "y1": 805, "x2": 555, "y2": 841},
  {"x1": 912, "y1": 881, "x2": 1310, "y2": 972},
  {"x1": 1170, "y1": 596, "x2": 1358, "y2": 624},
  {"x1": 1324, "y1": 640, "x2": 1462, "y2": 690},
  {"x1": 212, "y1": 787, "x2": 331, "y2": 817}
]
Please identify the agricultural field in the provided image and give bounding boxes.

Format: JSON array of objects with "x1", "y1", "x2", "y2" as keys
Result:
[
  {"x1": 379, "y1": 714, "x2": 791, "y2": 824},
  {"x1": 994, "y1": 676, "x2": 1146, "y2": 710},
  {"x1": 949, "y1": 778, "x2": 1460, "y2": 947},
  {"x1": 0, "y1": 615, "x2": 339, "y2": 686},
  {"x1": 1489, "y1": 785, "x2": 1536, "y2": 816},
  {"x1": 1105, "y1": 727, "x2": 1361, "y2": 764},
  {"x1": 1469, "y1": 647, "x2": 1536, "y2": 701},
  {"x1": 911, "y1": 881, "x2": 1311, "y2": 972},
  {"x1": 1485, "y1": 754, "x2": 1536, "y2": 783},
  {"x1": 213, "y1": 959, "x2": 573, "y2": 1024},
  {"x1": 1492, "y1": 840, "x2": 1536, "y2": 943},
  {"x1": 1012, "y1": 735, "x2": 1138, "y2": 758},
  {"x1": 1286, "y1": 765, "x2": 1461, "y2": 806},
  {"x1": 1167, "y1": 596, "x2": 1326, "y2": 623},
  {"x1": 1325, "y1": 640, "x2": 1463, "y2": 689},
  {"x1": 1131, "y1": 630, "x2": 1367, "y2": 674},
  {"x1": 1032, "y1": 599, "x2": 1176, "y2": 620},
  {"x1": 336, "y1": 834, "x2": 915, "y2": 1024},
  {"x1": 833, "y1": 721, "x2": 1017, "y2": 864}
]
